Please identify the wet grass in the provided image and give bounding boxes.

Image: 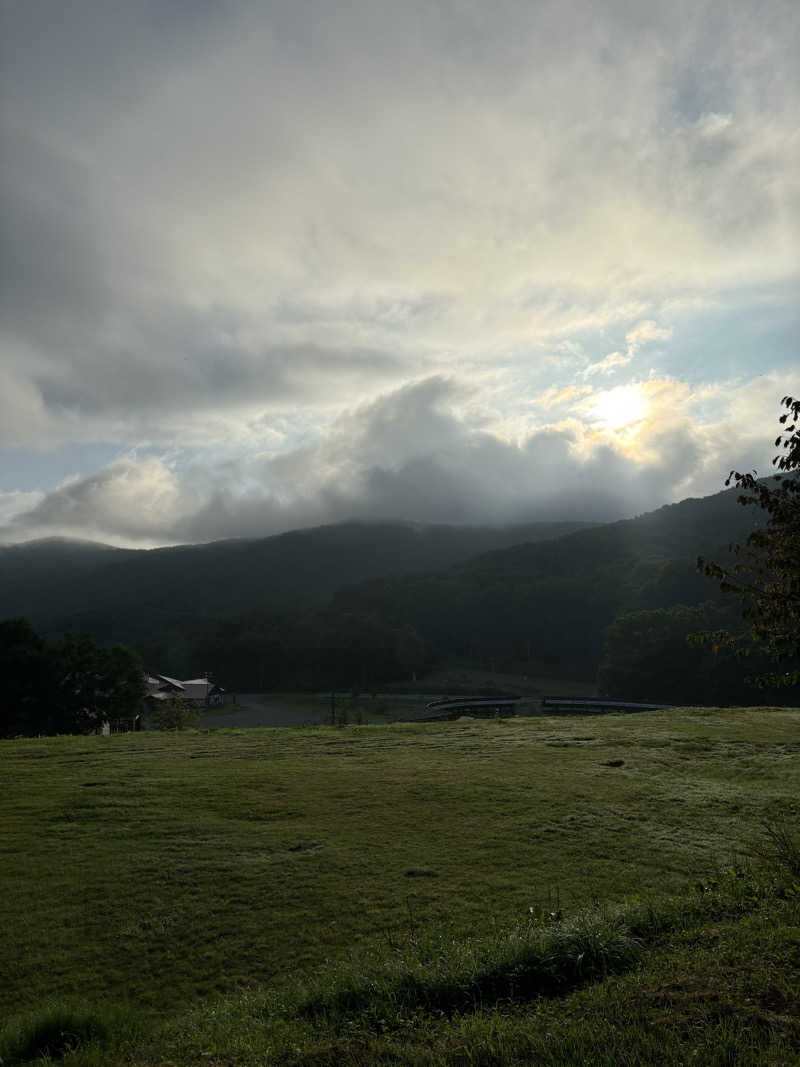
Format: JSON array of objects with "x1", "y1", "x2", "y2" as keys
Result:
[
  {"x1": 4, "y1": 864, "x2": 797, "y2": 1065},
  {"x1": 1, "y1": 707, "x2": 799, "y2": 1063}
]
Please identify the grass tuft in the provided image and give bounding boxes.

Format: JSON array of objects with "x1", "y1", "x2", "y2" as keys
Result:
[{"x1": 751, "y1": 818, "x2": 800, "y2": 878}]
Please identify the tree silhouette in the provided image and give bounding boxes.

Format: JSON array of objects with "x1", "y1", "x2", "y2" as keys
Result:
[{"x1": 697, "y1": 395, "x2": 800, "y2": 687}]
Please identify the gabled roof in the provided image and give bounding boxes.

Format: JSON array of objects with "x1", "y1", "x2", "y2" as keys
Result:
[
  {"x1": 155, "y1": 675, "x2": 186, "y2": 690},
  {"x1": 144, "y1": 673, "x2": 225, "y2": 702}
]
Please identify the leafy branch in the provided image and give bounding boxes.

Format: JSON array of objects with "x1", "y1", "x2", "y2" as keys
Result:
[{"x1": 695, "y1": 395, "x2": 800, "y2": 687}]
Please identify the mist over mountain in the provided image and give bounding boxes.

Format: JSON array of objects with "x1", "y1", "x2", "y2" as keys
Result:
[{"x1": 3, "y1": 479, "x2": 793, "y2": 704}]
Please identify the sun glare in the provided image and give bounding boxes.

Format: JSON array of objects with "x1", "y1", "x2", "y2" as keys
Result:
[{"x1": 591, "y1": 384, "x2": 647, "y2": 431}]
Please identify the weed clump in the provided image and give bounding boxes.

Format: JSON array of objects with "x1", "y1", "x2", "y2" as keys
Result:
[{"x1": 751, "y1": 818, "x2": 800, "y2": 878}]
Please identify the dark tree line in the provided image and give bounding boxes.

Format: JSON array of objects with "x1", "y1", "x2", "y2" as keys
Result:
[
  {"x1": 0, "y1": 619, "x2": 144, "y2": 738},
  {"x1": 140, "y1": 609, "x2": 431, "y2": 693},
  {"x1": 596, "y1": 601, "x2": 798, "y2": 706}
]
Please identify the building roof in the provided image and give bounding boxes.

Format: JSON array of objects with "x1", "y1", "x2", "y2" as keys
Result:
[
  {"x1": 155, "y1": 674, "x2": 186, "y2": 690},
  {"x1": 181, "y1": 680, "x2": 224, "y2": 701},
  {"x1": 145, "y1": 673, "x2": 225, "y2": 702}
]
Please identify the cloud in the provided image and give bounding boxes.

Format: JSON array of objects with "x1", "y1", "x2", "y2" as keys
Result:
[
  {"x1": 696, "y1": 112, "x2": 734, "y2": 138},
  {"x1": 0, "y1": 1, "x2": 797, "y2": 547},
  {"x1": 0, "y1": 490, "x2": 45, "y2": 527},
  {"x1": 1, "y1": 1, "x2": 798, "y2": 455},
  {"x1": 534, "y1": 384, "x2": 594, "y2": 409},
  {"x1": 585, "y1": 319, "x2": 673, "y2": 376},
  {"x1": 584, "y1": 351, "x2": 633, "y2": 377},
  {"x1": 625, "y1": 321, "x2": 673, "y2": 349},
  {"x1": 4, "y1": 373, "x2": 785, "y2": 547},
  {"x1": 2, "y1": 457, "x2": 196, "y2": 545}
]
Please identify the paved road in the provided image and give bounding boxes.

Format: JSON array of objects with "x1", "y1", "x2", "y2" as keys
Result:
[
  {"x1": 199, "y1": 696, "x2": 329, "y2": 729},
  {"x1": 198, "y1": 693, "x2": 539, "y2": 729}
]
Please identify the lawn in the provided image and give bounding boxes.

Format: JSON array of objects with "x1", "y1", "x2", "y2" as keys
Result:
[{"x1": 1, "y1": 707, "x2": 799, "y2": 1063}]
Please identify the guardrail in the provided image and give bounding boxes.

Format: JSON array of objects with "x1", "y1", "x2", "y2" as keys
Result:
[
  {"x1": 541, "y1": 697, "x2": 673, "y2": 713},
  {"x1": 424, "y1": 695, "x2": 522, "y2": 719}
]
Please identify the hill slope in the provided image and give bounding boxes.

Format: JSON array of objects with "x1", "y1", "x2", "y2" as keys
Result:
[
  {"x1": 0, "y1": 520, "x2": 592, "y2": 644},
  {"x1": 0, "y1": 486, "x2": 771, "y2": 688},
  {"x1": 331, "y1": 487, "x2": 764, "y2": 678}
]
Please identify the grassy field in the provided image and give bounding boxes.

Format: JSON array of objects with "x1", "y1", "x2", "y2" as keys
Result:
[{"x1": 2, "y1": 707, "x2": 799, "y2": 1064}]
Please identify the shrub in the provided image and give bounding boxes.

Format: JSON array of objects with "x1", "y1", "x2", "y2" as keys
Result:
[{"x1": 149, "y1": 695, "x2": 200, "y2": 730}]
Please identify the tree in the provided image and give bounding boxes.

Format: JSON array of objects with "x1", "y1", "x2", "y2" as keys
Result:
[
  {"x1": 697, "y1": 395, "x2": 800, "y2": 687},
  {"x1": 598, "y1": 603, "x2": 786, "y2": 706},
  {"x1": 102, "y1": 644, "x2": 147, "y2": 721},
  {"x1": 0, "y1": 618, "x2": 55, "y2": 737},
  {"x1": 149, "y1": 695, "x2": 199, "y2": 730},
  {"x1": 0, "y1": 621, "x2": 144, "y2": 737},
  {"x1": 394, "y1": 624, "x2": 428, "y2": 682},
  {"x1": 51, "y1": 634, "x2": 145, "y2": 735}
]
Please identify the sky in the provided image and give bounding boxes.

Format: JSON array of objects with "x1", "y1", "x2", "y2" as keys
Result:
[{"x1": 1, "y1": 0, "x2": 798, "y2": 547}]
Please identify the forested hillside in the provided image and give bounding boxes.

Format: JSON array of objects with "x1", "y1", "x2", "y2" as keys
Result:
[
  {"x1": 329, "y1": 487, "x2": 763, "y2": 680},
  {"x1": 0, "y1": 520, "x2": 590, "y2": 644},
  {"x1": 3, "y1": 485, "x2": 794, "y2": 702}
]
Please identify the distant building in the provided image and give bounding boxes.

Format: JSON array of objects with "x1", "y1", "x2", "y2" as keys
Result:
[
  {"x1": 145, "y1": 674, "x2": 226, "y2": 708},
  {"x1": 99, "y1": 675, "x2": 226, "y2": 735}
]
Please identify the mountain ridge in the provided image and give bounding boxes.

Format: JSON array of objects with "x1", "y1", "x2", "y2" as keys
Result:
[
  {"x1": 0, "y1": 518, "x2": 596, "y2": 642},
  {"x1": 0, "y1": 486, "x2": 766, "y2": 686}
]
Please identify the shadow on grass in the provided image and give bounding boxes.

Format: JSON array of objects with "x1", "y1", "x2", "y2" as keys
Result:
[
  {"x1": 0, "y1": 1002, "x2": 142, "y2": 1065},
  {"x1": 298, "y1": 910, "x2": 643, "y2": 1025}
]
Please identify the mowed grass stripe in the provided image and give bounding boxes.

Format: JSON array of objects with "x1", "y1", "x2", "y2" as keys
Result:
[{"x1": 2, "y1": 708, "x2": 798, "y2": 1016}]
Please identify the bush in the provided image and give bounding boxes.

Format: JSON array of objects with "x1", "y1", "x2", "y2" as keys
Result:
[{"x1": 149, "y1": 695, "x2": 200, "y2": 730}]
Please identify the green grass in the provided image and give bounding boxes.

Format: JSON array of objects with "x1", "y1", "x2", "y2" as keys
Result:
[
  {"x1": 2, "y1": 707, "x2": 799, "y2": 1063},
  {"x1": 0, "y1": 1003, "x2": 143, "y2": 1065},
  {"x1": 127, "y1": 869, "x2": 799, "y2": 1066},
  {"x1": 4, "y1": 865, "x2": 797, "y2": 1065}
]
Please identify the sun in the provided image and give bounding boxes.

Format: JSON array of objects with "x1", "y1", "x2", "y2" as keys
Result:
[{"x1": 591, "y1": 384, "x2": 647, "y2": 431}]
